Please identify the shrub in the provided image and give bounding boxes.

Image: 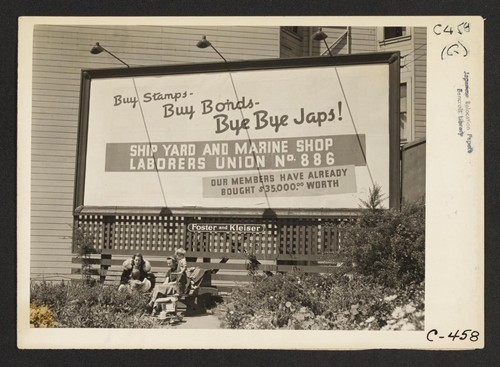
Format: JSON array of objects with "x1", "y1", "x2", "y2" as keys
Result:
[
  {"x1": 72, "y1": 226, "x2": 100, "y2": 285},
  {"x1": 30, "y1": 281, "x2": 162, "y2": 328},
  {"x1": 222, "y1": 272, "x2": 331, "y2": 328},
  {"x1": 218, "y1": 272, "x2": 424, "y2": 330},
  {"x1": 339, "y1": 186, "x2": 425, "y2": 288},
  {"x1": 244, "y1": 248, "x2": 260, "y2": 276},
  {"x1": 30, "y1": 304, "x2": 55, "y2": 328}
]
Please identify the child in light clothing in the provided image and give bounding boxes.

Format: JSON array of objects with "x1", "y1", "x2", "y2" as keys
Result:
[
  {"x1": 175, "y1": 248, "x2": 187, "y2": 273},
  {"x1": 173, "y1": 248, "x2": 189, "y2": 295}
]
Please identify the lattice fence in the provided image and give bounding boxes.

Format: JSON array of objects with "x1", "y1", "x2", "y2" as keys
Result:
[{"x1": 74, "y1": 213, "x2": 354, "y2": 261}]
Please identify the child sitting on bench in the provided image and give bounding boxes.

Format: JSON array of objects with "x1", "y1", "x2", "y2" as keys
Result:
[{"x1": 175, "y1": 247, "x2": 187, "y2": 273}]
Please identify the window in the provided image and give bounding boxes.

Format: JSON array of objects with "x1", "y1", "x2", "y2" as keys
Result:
[
  {"x1": 378, "y1": 27, "x2": 411, "y2": 45},
  {"x1": 383, "y1": 27, "x2": 407, "y2": 40},
  {"x1": 282, "y1": 26, "x2": 303, "y2": 39}
]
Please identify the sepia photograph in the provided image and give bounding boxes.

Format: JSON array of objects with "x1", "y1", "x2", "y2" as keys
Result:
[{"x1": 17, "y1": 16, "x2": 483, "y2": 350}]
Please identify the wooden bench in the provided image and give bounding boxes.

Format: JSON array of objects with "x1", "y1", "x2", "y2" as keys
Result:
[
  {"x1": 71, "y1": 254, "x2": 341, "y2": 294},
  {"x1": 72, "y1": 255, "x2": 218, "y2": 314}
]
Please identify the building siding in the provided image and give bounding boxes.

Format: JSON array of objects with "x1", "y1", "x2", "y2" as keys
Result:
[
  {"x1": 30, "y1": 25, "x2": 280, "y2": 280},
  {"x1": 280, "y1": 27, "x2": 311, "y2": 58},
  {"x1": 349, "y1": 27, "x2": 377, "y2": 54},
  {"x1": 413, "y1": 27, "x2": 427, "y2": 140}
]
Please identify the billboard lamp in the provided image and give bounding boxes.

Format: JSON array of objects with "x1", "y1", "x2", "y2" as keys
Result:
[
  {"x1": 90, "y1": 42, "x2": 130, "y2": 68},
  {"x1": 196, "y1": 36, "x2": 227, "y2": 62},
  {"x1": 312, "y1": 28, "x2": 334, "y2": 57}
]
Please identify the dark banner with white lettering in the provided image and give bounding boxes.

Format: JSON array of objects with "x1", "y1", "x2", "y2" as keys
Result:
[{"x1": 104, "y1": 135, "x2": 366, "y2": 172}]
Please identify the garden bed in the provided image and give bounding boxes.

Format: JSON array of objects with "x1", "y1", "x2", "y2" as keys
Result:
[
  {"x1": 30, "y1": 281, "x2": 166, "y2": 328},
  {"x1": 213, "y1": 272, "x2": 424, "y2": 330}
]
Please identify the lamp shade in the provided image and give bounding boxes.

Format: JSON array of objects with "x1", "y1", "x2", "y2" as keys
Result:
[
  {"x1": 90, "y1": 42, "x2": 105, "y2": 54},
  {"x1": 312, "y1": 28, "x2": 328, "y2": 41},
  {"x1": 196, "y1": 36, "x2": 211, "y2": 49}
]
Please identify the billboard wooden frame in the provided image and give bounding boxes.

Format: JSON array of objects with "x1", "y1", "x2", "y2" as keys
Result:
[{"x1": 74, "y1": 52, "x2": 400, "y2": 218}]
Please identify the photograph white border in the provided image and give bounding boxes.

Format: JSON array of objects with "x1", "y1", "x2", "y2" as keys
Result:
[{"x1": 17, "y1": 16, "x2": 484, "y2": 350}]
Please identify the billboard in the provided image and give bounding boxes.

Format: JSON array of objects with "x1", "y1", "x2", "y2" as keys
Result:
[{"x1": 76, "y1": 54, "x2": 400, "y2": 213}]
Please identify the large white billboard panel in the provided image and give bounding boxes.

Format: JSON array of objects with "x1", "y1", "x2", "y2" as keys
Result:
[{"x1": 83, "y1": 63, "x2": 390, "y2": 209}]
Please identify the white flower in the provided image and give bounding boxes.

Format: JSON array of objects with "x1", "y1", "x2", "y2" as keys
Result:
[
  {"x1": 404, "y1": 304, "x2": 416, "y2": 314},
  {"x1": 365, "y1": 316, "x2": 375, "y2": 323},
  {"x1": 391, "y1": 307, "x2": 405, "y2": 319},
  {"x1": 384, "y1": 295, "x2": 398, "y2": 302}
]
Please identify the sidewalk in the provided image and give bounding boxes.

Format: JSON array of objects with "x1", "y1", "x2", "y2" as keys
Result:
[{"x1": 173, "y1": 312, "x2": 222, "y2": 329}]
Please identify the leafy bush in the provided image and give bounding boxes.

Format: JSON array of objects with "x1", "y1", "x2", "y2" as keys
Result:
[
  {"x1": 244, "y1": 248, "x2": 260, "y2": 276},
  {"x1": 30, "y1": 281, "x2": 162, "y2": 328},
  {"x1": 339, "y1": 186, "x2": 425, "y2": 288},
  {"x1": 30, "y1": 304, "x2": 55, "y2": 328},
  {"x1": 72, "y1": 226, "x2": 100, "y2": 285},
  {"x1": 218, "y1": 272, "x2": 424, "y2": 330}
]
